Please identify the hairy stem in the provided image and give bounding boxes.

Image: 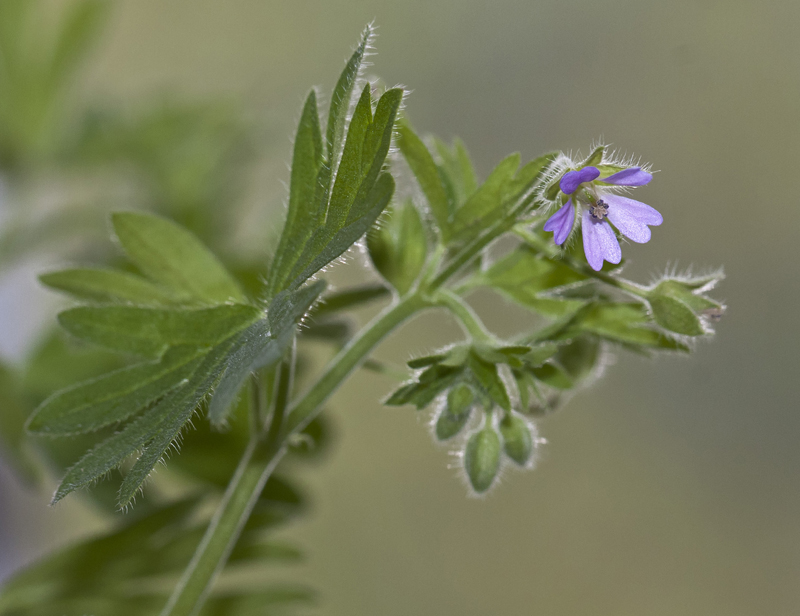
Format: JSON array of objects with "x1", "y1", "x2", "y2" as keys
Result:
[
  {"x1": 161, "y1": 292, "x2": 427, "y2": 616},
  {"x1": 286, "y1": 292, "x2": 428, "y2": 433},
  {"x1": 158, "y1": 438, "x2": 286, "y2": 616},
  {"x1": 434, "y1": 290, "x2": 495, "y2": 343}
]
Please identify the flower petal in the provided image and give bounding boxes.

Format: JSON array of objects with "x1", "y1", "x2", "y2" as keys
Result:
[
  {"x1": 601, "y1": 167, "x2": 652, "y2": 186},
  {"x1": 560, "y1": 166, "x2": 600, "y2": 194},
  {"x1": 543, "y1": 199, "x2": 575, "y2": 245},
  {"x1": 603, "y1": 193, "x2": 663, "y2": 243},
  {"x1": 581, "y1": 210, "x2": 621, "y2": 271}
]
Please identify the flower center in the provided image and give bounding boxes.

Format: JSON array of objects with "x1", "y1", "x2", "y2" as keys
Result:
[{"x1": 589, "y1": 198, "x2": 609, "y2": 221}]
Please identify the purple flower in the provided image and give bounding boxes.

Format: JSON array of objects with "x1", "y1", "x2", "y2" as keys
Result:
[{"x1": 542, "y1": 163, "x2": 663, "y2": 271}]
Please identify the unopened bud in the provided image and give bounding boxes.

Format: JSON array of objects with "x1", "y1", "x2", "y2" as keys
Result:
[
  {"x1": 499, "y1": 412, "x2": 534, "y2": 466},
  {"x1": 435, "y1": 384, "x2": 474, "y2": 441},
  {"x1": 464, "y1": 421, "x2": 501, "y2": 494}
]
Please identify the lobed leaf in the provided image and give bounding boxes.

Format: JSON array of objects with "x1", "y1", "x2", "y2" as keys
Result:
[
  {"x1": 112, "y1": 212, "x2": 246, "y2": 305},
  {"x1": 396, "y1": 120, "x2": 451, "y2": 237},
  {"x1": 27, "y1": 345, "x2": 206, "y2": 436},
  {"x1": 39, "y1": 268, "x2": 179, "y2": 305},
  {"x1": 57, "y1": 304, "x2": 261, "y2": 357}
]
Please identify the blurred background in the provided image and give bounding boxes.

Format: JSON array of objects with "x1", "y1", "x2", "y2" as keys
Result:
[{"x1": 1, "y1": 1, "x2": 799, "y2": 615}]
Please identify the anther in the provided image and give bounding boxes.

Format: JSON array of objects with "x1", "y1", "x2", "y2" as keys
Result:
[{"x1": 589, "y1": 199, "x2": 609, "y2": 221}]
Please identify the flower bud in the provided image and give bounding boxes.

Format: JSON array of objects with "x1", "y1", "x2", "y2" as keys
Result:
[
  {"x1": 647, "y1": 277, "x2": 724, "y2": 336},
  {"x1": 499, "y1": 412, "x2": 534, "y2": 466},
  {"x1": 435, "y1": 384, "x2": 474, "y2": 441},
  {"x1": 464, "y1": 421, "x2": 502, "y2": 494}
]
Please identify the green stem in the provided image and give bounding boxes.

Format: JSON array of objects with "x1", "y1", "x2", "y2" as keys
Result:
[
  {"x1": 160, "y1": 293, "x2": 428, "y2": 616},
  {"x1": 434, "y1": 290, "x2": 495, "y2": 343},
  {"x1": 158, "y1": 438, "x2": 285, "y2": 616},
  {"x1": 286, "y1": 292, "x2": 427, "y2": 433}
]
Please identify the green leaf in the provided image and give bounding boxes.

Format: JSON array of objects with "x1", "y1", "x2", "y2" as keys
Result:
[
  {"x1": 537, "y1": 302, "x2": 689, "y2": 351},
  {"x1": 396, "y1": 120, "x2": 451, "y2": 237},
  {"x1": 54, "y1": 336, "x2": 237, "y2": 506},
  {"x1": 435, "y1": 384, "x2": 474, "y2": 441},
  {"x1": 467, "y1": 352, "x2": 511, "y2": 411},
  {"x1": 27, "y1": 346, "x2": 206, "y2": 436},
  {"x1": 477, "y1": 245, "x2": 588, "y2": 317},
  {"x1": 57, "y1": 304, "x2": 262, "y2": 357},
  {"x1": 649, "y1": 295, "x2": 706, "y2": 336},
  {"x1": 450, "y1": 153, "x2": 519, "y2": 236},
  {"x1": 464, "y1": 423, "x2": 501, "y2": 494},
  {"x1": 326, "y1": 25, "x2": 372, "y2": 169},
  {"x1": 290, "y1": 170, "x2": 397, "y2": 288},
  {"x1": 270, "y1": 87, "x2": 403, "y2": 294},
  {"x1": 580, "y1": 145, "x2": 605, "y2": 168},
  {"x1": 39, "y1": 268, "x2": 179, "y2": 305},
  {"x1": 530, "y1": 363, "x2": 573, "y2": 390},
  {"x1": 554, "y1": 335, "x2": 601, "y2": 381},
  {"x1": 384, "y1": 364, "x2": 463, "y2": 409},
  {"x1": 266, "y1": 90, "x2": 324, "y2": 295},
  {"x1": 433, "y1": 137, "x2": 478, "y2": 208},
  {"x1": 112, "y1": 212, "x2": 246, "y2": 304},
  {"x1": 449, "y1": 152, "x2": 554, "y2": 246},
  {"x1": 367, "y1": 199, "x2": 428, "y2": 294},
  {"x1": 651, "y1": 278, "x2": 722, "y2": 312},
  {"x1": 207, "y1": 281, "x2": 325, "y2": 426}
]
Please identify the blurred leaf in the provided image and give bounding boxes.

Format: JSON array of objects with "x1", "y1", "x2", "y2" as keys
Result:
[
  {"x1": 477, "y1": 245, "x2": 589, "y2": 317},
  {"x1": 367, "y1": 199, "x2": 428, "y2": 294},
  {"x1": 47, "y1": 1, "x2": 110, "y2": 86},
  {"x1": 40, "y1": 268, "x2": 179, "y2": 305},
  {"x1": 0, "y1": 363, "x2": 39, "y2": 482},
  {"x1": 311, "y1": 283, "x2": 390, "y2": 318},
  {"x1": 396, "y1": 120, "x2": 451, "y2": 237},
  {"x1": 433, "y1": 137, "x2": 478, "y2": 208},
  {"x1": 449, "y1": 153, "x2": 552, "y2": 246},
  {"x1": 112, "y1": 212, "x2": 246, "y2": 305},
  {"x1": 0, "y1": 496, "x2": 313, "y2": 616}
]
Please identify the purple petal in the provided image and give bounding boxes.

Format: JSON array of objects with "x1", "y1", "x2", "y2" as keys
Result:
[
  {"x1": 601, "y1": 167, "x2": 652, "y2": 186},
  {"x1": 559, "y1": 166, "x2": 600, "y2": 194},
  {"x1": 603, "y1": 193, "x2": 663, "y2": 243},
  {"x1": 543, "y1": 199, "x2": 575, "y2": 245},
  {"x1": 581, "y1": 210, "x2": 621, "y2": 271}
]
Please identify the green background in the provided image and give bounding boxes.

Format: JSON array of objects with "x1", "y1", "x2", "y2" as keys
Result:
[{"x1": 2, "y1": 1, "x2": 799, "y2": 614}]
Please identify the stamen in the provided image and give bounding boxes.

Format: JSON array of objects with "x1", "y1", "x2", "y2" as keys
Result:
[{"x1": 589, "y1": 199, "x2": 609, "y2": 221}]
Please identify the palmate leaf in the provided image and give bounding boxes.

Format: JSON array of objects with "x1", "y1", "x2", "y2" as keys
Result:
[
  {"x1": 31, "y1": 212, "x2": 325, "y2": 507},
  {"x1": 267, "y1": 27, "x2": 403, "y2": 296}
]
